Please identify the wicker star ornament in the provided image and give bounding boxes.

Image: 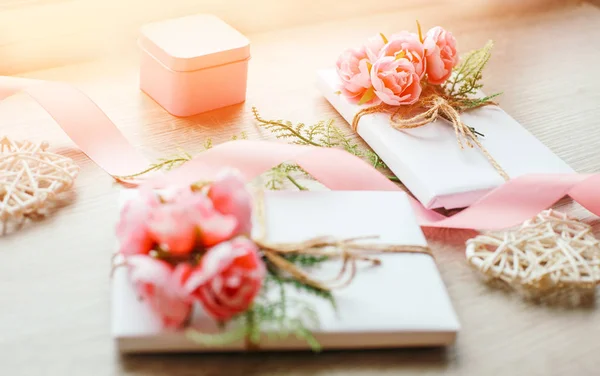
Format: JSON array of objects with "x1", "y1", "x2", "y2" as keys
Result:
[
  {"x1": 466, "y1": 210, "x2": 600, "y2": 301},
  {"x1": 0, "y1": 137, "x2": 79, "y2": 232}
]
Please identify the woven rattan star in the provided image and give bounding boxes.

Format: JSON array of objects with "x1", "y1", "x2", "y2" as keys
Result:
[
  {"x1": 466, "y1": 210, "x2": 600, "y2": 302},
  {"x1": 0, "y1": 137, "x2": 79, "y2": 232}
]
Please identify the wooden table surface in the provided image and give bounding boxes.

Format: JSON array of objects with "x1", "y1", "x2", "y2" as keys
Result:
[{"x1": 1, "y1": 1, "x2": 600, "y2": 375}]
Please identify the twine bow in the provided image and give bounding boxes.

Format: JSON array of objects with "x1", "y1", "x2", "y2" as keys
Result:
[
  {"x1": 252, "y1": 189, "x2": 432, "y2": 292},
  {"x1": 351, "y1": 87, "x2": 510, "y2": 181}
]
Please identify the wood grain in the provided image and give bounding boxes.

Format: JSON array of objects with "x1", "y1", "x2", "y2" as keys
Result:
[{"x1": 1, "y1": 1, "x2": 600, "y2": 375}]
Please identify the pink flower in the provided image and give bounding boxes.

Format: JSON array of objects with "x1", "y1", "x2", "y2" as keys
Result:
[
  {"x1": 423, "y1": 26, "x2": 459, "y2": 85},
  {"x1": 362, "y1": 35, "x2": 385, "y2": 61},
  {"x1": 185, "y1": 237, "x2": 265, "y2": 321},
  {"x1": 207, "y1": 170, "x2": 252, "y2": 236},
  {"x1": 336, "y1": 35, "x2": 384, "y2": 105},
  {"x1": 145, "y1": 203, "x2": 198, "y2": 255},
  {"x1": 380, "y1": 32, "x2": 426, "y2": 79},
  {"x1": 147, "y1": 187, "x2": 238, "y2": 252},
  {"x1": 184, "y1": 190, "x2": 239, "y2": 248},
  {"x1": 118, "y1": 185, "x2": 239, "y2": 256},
  {"x1": 371, "y1": 56, "x2": 422, "y2": 106},
  {"x1": 127, "y1": 255, "x2": 193, "y2": 328},
  {"x1": 116, "y1": 189, "x2": 161, "y2": 255}
]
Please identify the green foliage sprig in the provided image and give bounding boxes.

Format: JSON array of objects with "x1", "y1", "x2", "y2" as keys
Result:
[
  {"x1": 252, "y1": 107, "x2": 385, "y2": 167},
  {"x1": 444, "y1": 40, "x2": 502, "y2": 111},
  {"x1": 116, "y1": 151, "x2": 193, "y2": 179},
  {"x1": 186, "y1": 253, "x2": 332, "y2": 351},
  {"x1": 114, "y1": 133, "x2": 246, "y2": 180},
  {"x1": 284, "y1": 254, "x2": 329, "y2": 267},
  {"x1": 251, "y1": 107, "x2": 332, "y2": 147},
  {"x1": 252, "y1": 107, "x2": 400, "y2": 189},
  {"x1": 264, "y1": 162, "x2": 308, "y2": 191}
]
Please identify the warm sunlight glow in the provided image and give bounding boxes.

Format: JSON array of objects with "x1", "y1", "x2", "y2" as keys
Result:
[{"x1": 0, "y1": 0, "x2": 552, "y2": 74}]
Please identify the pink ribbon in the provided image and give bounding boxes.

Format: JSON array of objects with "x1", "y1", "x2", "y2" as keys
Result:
[
  {"x1": 1, "y1": 77, "x2": 596, "y2": 230},
  {"x1": 0, "y1": 77, "x2": 149, "y2": 176}
]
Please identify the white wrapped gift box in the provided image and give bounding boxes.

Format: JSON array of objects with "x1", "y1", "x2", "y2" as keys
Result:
[
  {"x1": 317, "y1": 69, "x2": 574, "y2": 209},
  {"x1": 112, "y1": 190, "x2": 460, "y2": 353}
]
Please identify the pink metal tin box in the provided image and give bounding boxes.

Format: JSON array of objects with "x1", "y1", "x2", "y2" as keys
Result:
[{"x1": 139, "y1": 14, "x2": 250, "y2": 117}]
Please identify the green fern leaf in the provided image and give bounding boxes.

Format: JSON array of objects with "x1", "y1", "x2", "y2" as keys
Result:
[
  {"x1": 185, "y1": 325, "x2": 246, "y2": 347},
  {"x1": 285, "y1": 254, "x2": 328, "y2": 266},
  {"x1": 445, "y1": 40, "x2": 496, "y2": 99}
]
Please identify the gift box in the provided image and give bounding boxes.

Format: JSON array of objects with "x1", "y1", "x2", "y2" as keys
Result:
[
  {"x1": 112, "y1": 189, "x2": 459, "y2": 353},
  {"x1": 138, "y1": 14, "x2": 250, "y2": 116},
  {"x1": 317, "y1": 69, "x2": 574, "y2": 210}
]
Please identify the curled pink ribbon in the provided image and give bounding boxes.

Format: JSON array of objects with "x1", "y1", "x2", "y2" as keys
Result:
[
  {"x1": 1, "y1": 76, "x2": 596, "y2": 230},
  {"x1": 0, "y1": 76, "x2": 149, "y2": 176}
]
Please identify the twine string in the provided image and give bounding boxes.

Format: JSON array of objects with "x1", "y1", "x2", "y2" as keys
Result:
[
  {"x1": 351, "y1": 91, "x2": 510, "y2": 181},
  {"x1": 251, "y1": 188, "x2": 433, "y2": 291}
]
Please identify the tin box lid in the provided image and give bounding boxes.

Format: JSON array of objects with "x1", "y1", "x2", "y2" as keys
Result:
[{"x1": 139, "y1": 14, "x2": 250, "y2": 72}]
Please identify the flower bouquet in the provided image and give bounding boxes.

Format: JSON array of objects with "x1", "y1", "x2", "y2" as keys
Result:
[
  {"x1": 336, "y1": 25, "x2": 464, "y2": 107},
  {"x1": 115, "y1": 172, "x2": 263, "y2": 330}
]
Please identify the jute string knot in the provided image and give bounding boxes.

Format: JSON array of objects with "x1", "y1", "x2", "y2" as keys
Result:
[
  {"x1": 351, "y1": 88, "x2": 509, "y2": 181},
  {"x1": 252, "y1": 189, "x2": 432, "y2": 291}
]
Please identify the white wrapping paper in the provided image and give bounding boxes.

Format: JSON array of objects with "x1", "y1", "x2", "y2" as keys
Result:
[
  {"x1": 317, "y1": 69, "x2": 574, "y2": 209},
  {"x1": 112, "y1": 190, "x2": 459, "y2": 353}
]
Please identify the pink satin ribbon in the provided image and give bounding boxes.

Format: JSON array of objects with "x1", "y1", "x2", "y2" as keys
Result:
[
  {"x1": 0, "y1": 77, "x2": 149, "y2": 176},
  {"x1": 1, "y1": 76, "x2": 596, "y2": 230}
]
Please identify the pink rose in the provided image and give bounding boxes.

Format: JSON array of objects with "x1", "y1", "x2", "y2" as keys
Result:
[
  {"x1": 149, "y1": 187, "x2": 238, "y2": 252},
  {"x1": 380, "y1": 32, "x2": 426, "y2": 79},
  {"x1": 423, "y1": 26, "x2": 459, "y2": 85},
  {"x1": 184, "y1": 190, "x2": 239, "y2": 248},
  {"x1": 336, "y1": 35, "x2": 384, "y2": 105},
  {"x1": 146, "y1": 202, "x2": 199, "y2": 255},
  {"x1": 118, "y1": 186, "x2": 239, "y2": 256},
  {"x1": 207, "y1": 170, "x2": 252, "y2": 236},
  {"x1": 127, "y1": 255, "x2": 193, "y2": 328},
  {"x1": 116, "y1": 189, "x2": 161, "y2": 255},
  {"x1": 371, "y1": 56, "x2": 422, "y2": 106},
  {"x1": 185, "y1": 237, "x2": 265, "y2": 321}
]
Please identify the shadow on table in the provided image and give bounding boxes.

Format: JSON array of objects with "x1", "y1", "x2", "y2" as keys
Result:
[{"x1": 120, "y1": 346, "x2": 451, "y2": 375}]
